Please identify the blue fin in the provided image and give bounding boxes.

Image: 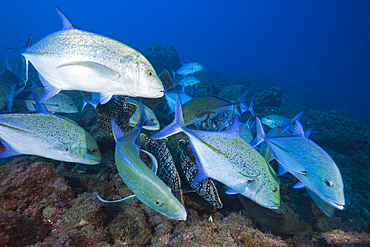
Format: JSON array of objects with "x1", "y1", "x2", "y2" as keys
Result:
[
  {"x1": 293, "y1": 181, "x2": 305, "y2": 189},
  {"x1": 100, "y1": 93, "x2": 112, "y2": 105},
  {"x1": 305, "y1": 128, "x2": 313, "y2": 138},
  {"x1": 248, "y1": 100, "x2": 255, "y2": 116},
  {"x1": 0, "y1": 138, "x2": 19, "y2": 158},
  {"x1": 218, "y1": 106, "x2": 234, "y2": 131},
  {"x1": 276, "y1": 162, "x2": 288, "y2": 176},
  {"x1": 152, "y1": 95, "x2": 184, "y2": 139},
  {"x1": 224, "y1": 114, "x2": 240, "y2": 135},
  {"x1": 95, "y1": 192, "x2": 135, "y2": 203},
  {"x1": 55, "y1": 7, "x2": 74, "y2": 30},
  {"x1": 251, "y1": 117, "x2": 266, "y2": 147},
  {"x1": 301, "y1": 192, "x2": 309, "y2": 198},
  {"x1": 235, "y1": 90, "x2": 248, "y2": 115},
  {"x1": 7, "y1": 84, "x2": 16, "y2": 112},
  {"x1": 111, "y1": 118, "x2": 124, "y2": 143},
  {"x1": 141, "y1": 149, "x2": 158, "y2": 174},
  {"x1": 292, "y1": 120, "x2": 305, "y2": 137},
  {"x1": 31, "y1": 92, "x2": 48, "y2": 113},
  {"x1": 5, "y1": 57, "x2": 14, "y2": 73},
  {"x1": 224, "y1": 186, "x2": 238, "y2": 195},
  {"x1": 171, "y1": 69, "x2": 176, "y2": 79},
  {"x1": 38, "y1": 73, "x2": 60, "y2": 103},
  {"x1": 164, "y1": 93, "x2": 176, "y2": 115}
]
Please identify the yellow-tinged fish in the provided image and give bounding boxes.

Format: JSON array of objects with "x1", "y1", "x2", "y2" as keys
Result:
[
  {"x1": 0, "y1": 93, "x2": 101, "y2": 164},
  {"x1": 181, "y1": 91, "x2": 249, "y2": 127},
  {"x1": 22, "y1": 7, "x2": 164, "y2": 104},
  {"x1": 128, "y1": 98, "x2": 159, "y2": 131},
  {"x1": 152, "y1": 96, "x2": 280, "y2": 209},
  {"x1": 111, "y1": 101, "x2": 187, "y2": 220}
]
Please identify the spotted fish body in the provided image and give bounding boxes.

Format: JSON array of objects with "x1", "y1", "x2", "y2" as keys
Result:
[
  {"x1": 0, "y1": 112, "x2": 101, "y2": 164},
  {"x1": 22, "y1": 8, "x2": 163, "y2": 104},
  {"x1": 111, "y1": 107, "x2": 187, "y2": 220},
  {"x1": 178, "y1": 140, "x2": 223, "y2": 209},
  {"x1": 152, "y1": 96, "x2": 280, "y2": 209},
  {"x1": 139, "y1": 133, "x2": 182, "y2": 201}
]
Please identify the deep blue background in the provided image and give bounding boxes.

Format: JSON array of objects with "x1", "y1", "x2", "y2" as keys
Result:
[{"x1": 1, "y1": 1, "x2": 369, "y2": 118}]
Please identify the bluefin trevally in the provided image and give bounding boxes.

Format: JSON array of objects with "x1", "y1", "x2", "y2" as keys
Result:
[
  {"x1": 15, "y1": 87, "x2": 78, "y2": 113},
  {"x1": 253, "y1": 118, "x2": 345, "y2": 213},
  {"x1": 180, "y1": 90, "x2": 249, "y2": 127},
  {"x1": 110, "y1": 100, "x2": 187, "y2": 220},
  {"x1": 22, "y1": 7, "x2": 164, "y2": 105},
  {"x1": 127, "y1": 98, "x2": 159, "y2": 131},
  {"x1": 152, "y1": 96, "x2": 280, "y2": 209},
  {"x1": 0, "y1": 93, "x2": 101, "y2": 164},
  {"x1": 171, "y1": 62, "x2": 203, "y2": 79},
  {"x1": 177, "y1": 76, "x2": 200, "y2": 88}
]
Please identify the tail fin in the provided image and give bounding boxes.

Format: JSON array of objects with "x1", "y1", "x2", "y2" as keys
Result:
[
  {"x1": 234, "y1": 90, "x2": 248, "y2": 115},
  {"x1": 251, "y1": 117, "x2": 266, "y2": 147},
  {"x1": 151, "y1": 95, "x2": 184, "y2": 139},
  {"x1": 171, "y1": 69, "x2": 176, "y2": 80}
]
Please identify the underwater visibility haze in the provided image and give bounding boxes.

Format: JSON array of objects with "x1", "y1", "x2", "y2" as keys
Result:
[{"x1": 0, "y1": 0, "x2": 370, "y2": 246}]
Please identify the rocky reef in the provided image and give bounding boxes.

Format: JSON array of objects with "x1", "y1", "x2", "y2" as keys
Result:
[{"x1": 1, "y1": 44, "x2": 370, "y2": 246}]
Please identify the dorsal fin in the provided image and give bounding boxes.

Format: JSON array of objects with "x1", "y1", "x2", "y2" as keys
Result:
[{"x1": 55, "y1": 7, "x2": 74, "y2": 30}]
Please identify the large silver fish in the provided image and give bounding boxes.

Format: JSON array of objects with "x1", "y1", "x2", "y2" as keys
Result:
[
  {"x1": 22, "y1": 7, "x2": 164, "y2": 104},
  {"x1": 152, "y1": 96, "x2": 280, "y2": 209},
  {"x1": 0, "y1": 94, "x2": 101, "y2": 164}
]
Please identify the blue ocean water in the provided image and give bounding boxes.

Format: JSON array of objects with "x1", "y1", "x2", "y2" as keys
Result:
[{"x1": 0, "y1": 0, "x2": 369, "y2": 117}]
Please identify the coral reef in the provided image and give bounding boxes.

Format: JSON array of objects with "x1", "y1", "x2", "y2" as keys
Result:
[{"x1": 141, "y1": 43, "x2": 181, "y2": 74}]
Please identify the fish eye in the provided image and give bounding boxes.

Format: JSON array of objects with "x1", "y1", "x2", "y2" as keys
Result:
[
  {"x1": 150, "y1": 118, "x2": 155, "y2": 121},
  {"x1": 271, "y1": 186, "x2": 278, "y2": 193},
  {"x1": 68, "y1": 103, "x2": 73, "y2": 106},
  {"x1": 88, "y1": 148, "x2": 97, "y2": 153},
  {"x1": 323, "y1": 178, "x2": 333, "y2": 187},
  {"x1": 147, "y1": 70, "x2": 154, "y2": 76},
  {"x1": 64, "y1": 148, "x2": 69, "y2": 152},
  {"x1": 153, "y1": 200, "x2": 162, "y2": 206}
]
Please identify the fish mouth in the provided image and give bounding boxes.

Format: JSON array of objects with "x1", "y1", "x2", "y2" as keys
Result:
[
  {"x1": 326, "y1": 197, "x2": 345, "y2": 210},
  {"x1": 267, "y1": 200, "x2": 281, "y2": 209},
  {"x1": 88, "y1": 159, "x2": 101, "y2": 165},
  {"x1": 173, "y1": 212, "x2": 187, "y2": 221}
]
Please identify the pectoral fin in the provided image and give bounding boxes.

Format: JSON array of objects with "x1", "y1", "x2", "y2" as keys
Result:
[{"x1": 57, "y1": 61, "x2": 120, "y2": 79}]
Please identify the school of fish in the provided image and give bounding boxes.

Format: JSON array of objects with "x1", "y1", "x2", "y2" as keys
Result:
[{"x1": 0, "y1": 7, "x2": 345, "y2": 224}]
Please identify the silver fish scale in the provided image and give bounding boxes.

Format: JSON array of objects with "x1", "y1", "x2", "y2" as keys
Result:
[
  {"x1": 0, "y1": 113, "x2": 82, "y2": 143},
  {"x1": 31, "y1": 29, "x2": 142, "y2": 66},
  {"x1": 203, "y1": 133, "x2": 265, "y2": 177},
  {"x1": 178, "y1": 140, "x2": 223, "y2": 209},
  {"x1": 139, "y1": 134, "x2": 182, "y2": 200}
]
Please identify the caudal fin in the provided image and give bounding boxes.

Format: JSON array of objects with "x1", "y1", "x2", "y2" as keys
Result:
[{"x1": 151, "y1": 95, "x2": 184, "y2": 139}]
